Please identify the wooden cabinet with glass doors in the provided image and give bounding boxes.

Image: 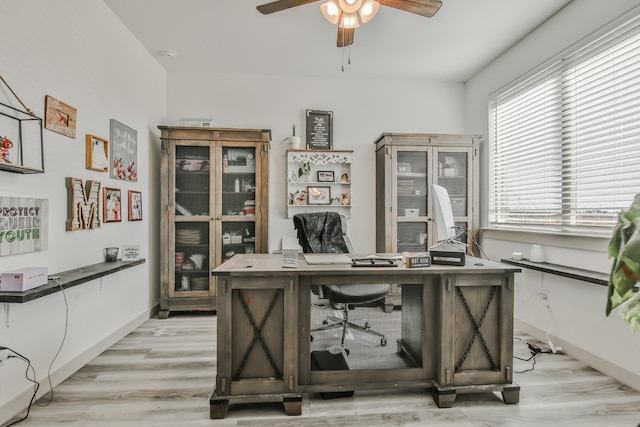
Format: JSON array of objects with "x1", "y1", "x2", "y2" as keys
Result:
[
  {"x1": 158, "y1": 126, "x2": 270, "y2": 318},
  {"x1": 374, "y1": 133, "x2": 479, "y2": 310}
]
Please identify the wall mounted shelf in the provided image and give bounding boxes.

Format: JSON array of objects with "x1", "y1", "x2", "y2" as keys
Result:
[{"x1": 0, "y1": 259, "x2": 146, "y2": 304}]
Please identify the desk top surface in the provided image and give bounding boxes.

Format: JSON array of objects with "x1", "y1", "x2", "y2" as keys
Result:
[{"x1": 212, "y1": 254, "x2": 520, "y2": 276}]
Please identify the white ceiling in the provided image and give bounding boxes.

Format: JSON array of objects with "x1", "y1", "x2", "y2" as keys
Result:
[{"x1": 103, "y1": 0, "x2": 572, "y2": 81}]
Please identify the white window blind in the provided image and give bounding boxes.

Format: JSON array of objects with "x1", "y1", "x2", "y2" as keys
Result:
[{"x1": 489, "y1": 13, "x2": 640, "y2": 233}]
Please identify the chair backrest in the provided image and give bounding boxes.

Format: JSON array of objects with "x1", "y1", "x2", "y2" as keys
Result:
[{"x1": 293, "y1": 212, "x2": 351, "y2": 254}]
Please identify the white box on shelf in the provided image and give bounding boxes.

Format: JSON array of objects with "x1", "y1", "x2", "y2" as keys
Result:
[
  {"x1": 0, "y1": 267, "x2": 48, "y2": 292},
  {"x1": 404, "y1": 208, "x2": 419, "y2": 216}
]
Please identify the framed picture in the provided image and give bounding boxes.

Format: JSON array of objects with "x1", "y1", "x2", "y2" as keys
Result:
[
  {"x1": 128, "y1": 190, "x2": 142, "y2": 221},
  {"x1": 307, "y1": 186, "x2": 331, "y2": 205},
  {"x1": 85, "y1": 134, "x2": 109, "y2": 172},
  {"x1": 44, "y1": 95, "x2": 77, "y2": 138},
  {"x1": 103, "y1": 187, "x2": 122, "y2": 223},
  {"x1": 109, "y1": 119, "x2": 138, "y2": 182},
  {"x1": 305, "y1": 109, "x2": 333, "y2": 150},
  {"x1": 317, "y1": 170, "x2": 334, "y2": 182}
]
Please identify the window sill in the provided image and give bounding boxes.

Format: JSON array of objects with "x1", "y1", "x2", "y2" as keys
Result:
[{"x1": 481, "y1": 227, "x2": 610, "y2": 252}]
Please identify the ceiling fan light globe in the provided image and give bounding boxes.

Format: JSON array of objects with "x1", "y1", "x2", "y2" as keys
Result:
[
  {"x1": 359, "y1": 0, "x2": 379, "y2": 24},
  {"x1": 338, "y1": 11, "x2": 359, "y2": 29},
  {"x1": 338, "y1": 0, "x2": 363, "y2": 14},
  {"x1": 321, "y1": 0, "x2": 340, "y2": 24}
]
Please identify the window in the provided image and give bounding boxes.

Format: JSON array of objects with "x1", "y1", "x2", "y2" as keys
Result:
[{"x1": 489, "y1": 13, "x2": 640, "y2": 233}]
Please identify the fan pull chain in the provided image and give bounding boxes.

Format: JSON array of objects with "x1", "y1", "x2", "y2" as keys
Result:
[
  {"x1": 341, "y1": 44, "x2": 352, "y2": 72},
  {"x1": 341, "y1": 30, "x2": 345, "y2": 71}
]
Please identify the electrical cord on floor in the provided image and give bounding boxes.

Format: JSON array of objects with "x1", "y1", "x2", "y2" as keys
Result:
[
  {"x1": 3, "y1": 347, "x2": 39, "y2": 426},
  {"x1": 36, "y1": 279, "x2": 69, "y2": 407},
  {"x1": 514, "y1": 339, "x2": 553, "y2": 373}
]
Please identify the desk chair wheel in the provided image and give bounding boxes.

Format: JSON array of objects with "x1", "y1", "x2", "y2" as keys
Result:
[{"x1": 381, "y1": 337, "x2": 387, "y2": 347}]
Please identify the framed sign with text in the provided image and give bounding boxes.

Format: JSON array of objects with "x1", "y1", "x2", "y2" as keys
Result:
[
  {"x1": 305, "y1": 109, "x2": 333, "y2": 150},
  {"x1": 0, "y1": 197, "x2": 49, "y2": 256}
]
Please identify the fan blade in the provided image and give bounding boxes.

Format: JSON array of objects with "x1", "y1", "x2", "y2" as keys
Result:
[
  {"x1": 378, "y1": 0, "x2": 442, "y2": 18},
  {"x1": 337, "y1": 27, "x2": 354, "y2": 47},
  {"x1": 257, "y1": 0, "x2": 321, "y2": 15}
]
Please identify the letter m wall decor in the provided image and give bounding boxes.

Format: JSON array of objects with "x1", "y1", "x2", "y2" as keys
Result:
[
  {"x1": 0, "y1": 197, "x2": 49, "y2": 256},
  {"x1": 66, "y1": 177, "x2": 101, "y2": 231}
]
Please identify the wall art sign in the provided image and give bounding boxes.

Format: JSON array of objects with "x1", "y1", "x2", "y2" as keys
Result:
[
  {"x1": 121, "y1": 244, "x2": 140, "y2": 261},
  {"x1": 109, "y1": 119, "x2": 137, "y2": 182},
  {"x1": 306, "y1": 109, "x2": 333, "y2": 150},
  {"x1": 86, "y1": 134, "x2": 109, "y2": 172},
  {"x1": 44, "y1": 95, "x2": 77, "y2": 138},
  {"x1": 66, "y1": 177, "x2": 101, "y2": 231},
  {"x1": 0, "y1": 197, "x2": 48, "y2": 256}
]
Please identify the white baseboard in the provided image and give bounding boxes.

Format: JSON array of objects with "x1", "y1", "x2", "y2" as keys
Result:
[
  {"x1": 515, "y1": 319, "x2": 640, "y2": 392},
  {"x1": 0, "y1": 310, "x2": 149, "y2": 425}
]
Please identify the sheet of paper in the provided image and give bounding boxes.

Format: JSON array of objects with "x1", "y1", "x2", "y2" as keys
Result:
[{"x1": 303, "y1": 253, "x2": 352, "y2": 265}]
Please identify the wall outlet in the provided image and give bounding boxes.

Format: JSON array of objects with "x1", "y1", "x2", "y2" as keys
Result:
[{"x1": 537, "y1": 290, "x2": 550, "y2": 300}]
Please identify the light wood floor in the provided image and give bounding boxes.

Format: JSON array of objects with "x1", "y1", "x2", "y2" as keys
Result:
[{"x1": 7, "y1": 313, "x2": 640, "y2": 427}]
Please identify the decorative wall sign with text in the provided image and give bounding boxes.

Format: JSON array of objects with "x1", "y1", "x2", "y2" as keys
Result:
[
  {"x1": 0, "y1": 197, "x2": 49, "y2": 256},
  {"x1": 66, "y1": 177, "x2": 101, "y2": 231},
  {"x1": 306, "y1": 109, "x2": 333, "y2": 150},
  {"x1": 44, "y1": 95, "x2": 77, "y2": 138},
  {"x1": 109, "y1": 119, "x2": 137, "y2": 182}
]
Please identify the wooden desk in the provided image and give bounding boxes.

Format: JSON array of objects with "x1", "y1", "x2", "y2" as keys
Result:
[{"x1": 210, "y1": 254, "x2": 521, "y2": 418}]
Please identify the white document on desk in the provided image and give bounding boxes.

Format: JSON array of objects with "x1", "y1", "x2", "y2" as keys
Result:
[{"x1": 303, "y1": 254, "x2": 352, "y2": 265}]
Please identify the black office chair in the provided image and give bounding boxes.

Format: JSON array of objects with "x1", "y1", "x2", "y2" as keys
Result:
[{"x1": 293, "y1": 212, "x2": 390, "y2": 352}]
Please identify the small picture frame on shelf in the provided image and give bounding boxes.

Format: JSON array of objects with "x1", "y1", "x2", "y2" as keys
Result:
[
  {"x1": 307, "y1": 186, "x2": 331, "y2": 205},
  {"x1": 317, "y1": 171, "x2": 334, "y2": 182},
  {"x1": 128, "y1": 190, "x2": 142, "y2": 221},
  {"x1": 103, "y1": 187, "x2": 122, "y2": 223}
]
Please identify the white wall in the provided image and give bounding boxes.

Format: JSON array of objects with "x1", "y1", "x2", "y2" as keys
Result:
[
  {"x1": 465, "y1": 0, "x2": 640, "y2": 390},
  {"x1": 0, "y1": 0, "x2": 166, "y2": 423},
  {"x1": 167, "y1": 72, "x2": 466, "y2": 252}
]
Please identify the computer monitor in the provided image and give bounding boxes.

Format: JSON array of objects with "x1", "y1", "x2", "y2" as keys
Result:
[{"x1": 431, "y1": 184, "x2": 456, "y2": 242}]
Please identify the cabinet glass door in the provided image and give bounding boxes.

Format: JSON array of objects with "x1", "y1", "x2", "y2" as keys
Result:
[
  {"x1": 395, "y1": 149, "x2": 429, "y2": 252},
  {"x1": 220, "y1": 146, "x2": 257, "y2": 262},
  {"x1": 434, "y1": 148, "x2": 469, "y2": 244},
  {"x1": 396, "y1": 222, "x2": 428, "y2": 252},
  {"x1": 174, "y1": 145, "x2": 211, "y2": 293},
  {"x1": 396, "y1": 150, "x2": 428, "y2": 217}
]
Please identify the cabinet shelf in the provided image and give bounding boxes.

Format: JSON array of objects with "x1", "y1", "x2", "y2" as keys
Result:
[
  {"x1": 288, "y1": 181, "x2": 350, "y2": 185},
  {"x1": 175, "y1": 269, "x2": 209, "y2": 274},
  {"x1": 288, "y1": 204, "x2": 351, "y2": 208},
  {"x1": 397, "y1": 173, "x2": 427, "y2": 178}
]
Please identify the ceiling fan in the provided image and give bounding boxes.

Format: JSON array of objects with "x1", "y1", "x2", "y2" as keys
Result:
[{"x1": 257, "y1": 0, "x2": 442, "y2": 47}]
